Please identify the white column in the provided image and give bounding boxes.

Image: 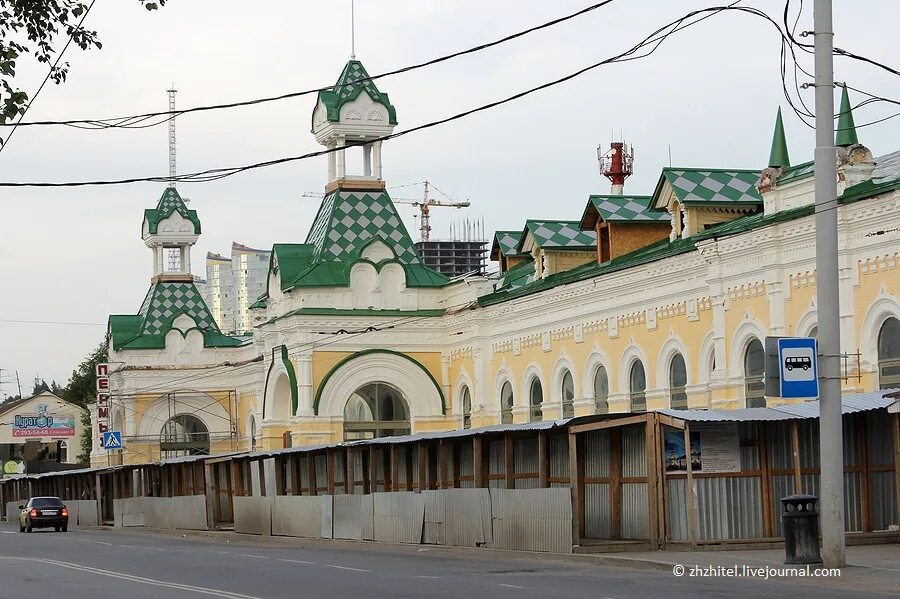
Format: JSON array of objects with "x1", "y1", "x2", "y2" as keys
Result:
[
  {"x1": 296, "y1": 351, "x2": 314, "y2": 417},
  {"x1": 362, "y1": 144, "x2": 372, "y2": 177},
  {"x1": 767, "y1": 278, "x2": 786, "y2": 336},
  {"x1": 441, "y1": 354, "x2": 451, "y2": 413},
  {"x1": 373, "y1": 140, "x2": 383, "y2": 179},
  {"x1": 327, "y1": 141, "x2": 337, "y2": 182},
  {"x1": 156, "y1": 246, "x2": 165, "y2": 274},
  {"x1": 336, "y1": 137, "x2": 346, "y2": 178},
  {"x1": 183, "y1": 245, "x2": 192, "y2": 274}
]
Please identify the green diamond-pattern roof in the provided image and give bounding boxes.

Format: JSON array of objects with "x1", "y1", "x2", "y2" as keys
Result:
[
  {"x1": 521, "y1": 220, "x2": 596, "y2": 250},
  {"x1": 659, "y1": 169, "x2": 763, "y2": 206},
  {"x1": 143, "y1": 187, "x2": 201, "y2": 235},
  {"x1": 307, "y1": 190, "x2": 421, "y2": 264},
  {"x1": 317, "y1": 60, "x2": 398, "y2": 125},
  {"x1": 490, "y1": 230, "x2": 526, "y2": 260},
  {"x1": 110, "y1": 281, "x2": 244, "y2": 351},
  {"x1": 590, "y1": 195, "x2": 672, "y2": 222}
]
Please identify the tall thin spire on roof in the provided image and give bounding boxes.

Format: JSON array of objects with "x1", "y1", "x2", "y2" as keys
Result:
[
  {"x1": 835, "y1": 85, "x2": 858, "y2": 147},
  {"x1": 768, "y1": 107, "x2": 790, "y2": 168},
  {"x1": 350, "y1": 0, "x2": 356, "y2": 59},
  {"x1": 167, "y1": 86, "x2": 177, "y2": 188}
]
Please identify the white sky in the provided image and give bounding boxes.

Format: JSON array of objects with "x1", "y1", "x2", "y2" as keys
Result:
[{"x1": 1, "y1": 0, "x2": 898, "y2": 393}]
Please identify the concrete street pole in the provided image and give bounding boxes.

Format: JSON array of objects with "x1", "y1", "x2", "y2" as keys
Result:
[{"x1": 813, "y1": 0, "x2": 845, "y2": 567}]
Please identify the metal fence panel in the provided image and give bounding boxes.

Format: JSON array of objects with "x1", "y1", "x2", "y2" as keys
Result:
[
  {"x1": 696, "y1": 476, "x2": 762, "y2": 541},
  {"x1": 584, "y1": 482, "x2": 611, "y2": 538},
  {"x1": 272, "y1": 495, "x2": 326, "y2": 538},
  {"x1": 666, "y1": 478, "x2": 689, "y2": 542},
  {"x1": 333, "y1": 494, "x2": 374, "y2": 540},
  {"x1": 373, "y1": 492, "x2": 424, "y2": 544},
  {"x1": 622, "y1": 426, "x2": 646, "y2": 478},
  {"x1": 870, "y1": 471, "x2": 898, "y2": 531},
  {"x1": 422, "y1": 488, "x2": 491, "y2": 546},
  {"x1": 584, "y1": 430, "x2": 610, "y2": 478},
  {"x1": 867, "y1": 412, "x2": 895, "y2": 466},
  {"x1": 550, "y1": 434, "x2": 569, "y2": 480},
  {"x1": 621, "y1": 482, "x2": 648, "y2": 539},
  {"x1": 488, "y1": 487, "x2": 572, "y2": 553}
]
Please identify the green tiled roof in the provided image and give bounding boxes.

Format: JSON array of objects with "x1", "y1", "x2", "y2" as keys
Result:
[
  {"x1": 480, "y1": 171, "x2": 897, "y2": 308},
  {"x1": 581, "y1": 195, "x2": 672, "y2": 229},
  {"x1": 316, "y1": 60, "x2": 397, "y2": 125},
  {"x1": 778, "y1": 160, "x2": 815, "y2": 185},
  {"x1": 143, "y1": 187, "x2": 201, "y2": 235},
  {"x1": 490, "y1": 230, "x2": 526, "y2": 261},
  {"x1": 654, "y1": 168, "x2": 763, "y2": 208},
  {"x1": 109, "y1": 281, "x2": 244, "y2": 350},
  {"x1": 267, "y1": 189, "x2": 449, "y2": 293},
  {"x1": 520, "y1": 220, "x2": 597, "y2": 251},
  {"x1": 493, "y1": 256, "x2": 535, "y2": 292}
]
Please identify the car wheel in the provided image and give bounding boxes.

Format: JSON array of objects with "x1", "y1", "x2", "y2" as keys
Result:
[
  {"x1": 18, "y1": 524, "x2": 24, "y2": 533},
  {"x1": 55, "y1": 526, "x2": 60, "y2": 532},
  {"x1": 61, "y1": 525, "x2": 68, "y2": 533},
  {"x1": 26, "y1": 523, "x2": 32, "y2": 533}
]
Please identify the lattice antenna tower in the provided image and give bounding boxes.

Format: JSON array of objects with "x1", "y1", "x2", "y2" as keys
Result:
[{"x1": 167, "y1": 86, "x2": 177, "y2": 187}]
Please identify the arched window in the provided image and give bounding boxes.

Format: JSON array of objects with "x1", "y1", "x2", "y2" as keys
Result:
[
  {"x1": 343, "y1": 382, "x2": 410, "y2": 441},
  {"x1": 808, "y1": 326, "x2": 818, "y2": 339},
  {"x1": 878, "y1": 317, "x2": 900, "y2": 389},
  {"x1": 744, "y1": 338, "x2": 766, "y2": 407},
  {"x1": 561, "y1": 371, "x2": 575, "y2": 419},
  {"x1": 669, "y1": 353, "x2": 688, "y2": 410},
  {"x1": 529, "y1": 378, "x2": 543, "y2": 422},
  {"x1": 593, "y1": 365, "x2": 609, "y2": 415},
  {"x1": 461, "y1": 386, "x2": 472, "y2": 429},
  {"x1": 500, "y1": 381, "x2": 514, "y2": 424},
  {"x1": 160, "y1": 414, "x2": 210, "y2": 459},
  {"x1": 629, "y1": 361, "x2": 646, "y2": 413}
]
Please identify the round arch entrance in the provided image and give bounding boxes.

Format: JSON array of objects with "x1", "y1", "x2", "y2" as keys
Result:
[
  {"x1": 343, "y1": 382, "x2": 411, "y2": 441},
  {"x1": 160, "y1": 414, "x2": 210, "y2": 459}
]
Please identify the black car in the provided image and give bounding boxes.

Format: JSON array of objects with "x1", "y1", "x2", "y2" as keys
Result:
[{"x1": 18, "y1": 496, "x2": 69, "y2": 533}]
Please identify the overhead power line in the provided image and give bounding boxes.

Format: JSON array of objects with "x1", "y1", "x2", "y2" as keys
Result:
[
  {"x1": 0, "y1": 1, "x2": 617, "y2": 131},
  {"x1": 0, "y1": 0, "x2": 97, "y2": 154}
]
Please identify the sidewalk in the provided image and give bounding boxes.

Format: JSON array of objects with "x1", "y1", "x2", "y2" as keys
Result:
[{"x1": 589, "y1": 544, "x2": 900, "y2": 595}]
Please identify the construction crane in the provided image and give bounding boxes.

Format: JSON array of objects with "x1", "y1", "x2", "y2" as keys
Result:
[{"x1": 301, "y1": 180, "x2": 470, "y2": 242}]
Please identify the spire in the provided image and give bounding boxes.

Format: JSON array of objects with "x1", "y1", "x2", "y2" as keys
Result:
[
  {"x1": 350, "y1": 0, "x2": 356, "y2": 59},
  {"x1": 835, "y1": 85, "x2": 859, "y2": 147},
  {"x1": 768, "y1": 107, "x2": 790, "y2": 168}
]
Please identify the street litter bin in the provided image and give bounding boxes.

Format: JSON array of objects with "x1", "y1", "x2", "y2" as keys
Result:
[{"x1": 781, "y1": 494, "x2": 822, "y2": 565}]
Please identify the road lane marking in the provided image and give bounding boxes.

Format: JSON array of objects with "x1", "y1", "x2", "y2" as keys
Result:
[
  {"x1": 418, "y1": 575, "x2": 441, "y2": 579},
  {"x1": 238, "y1": 554, "x2": 269, "y2": 559},
  {"x1": 499, "y1": 583, "x2": 525, "y2": 589},
  {"x1": 325, "y1": 564, "x2": 371, "y2": 572},
  {"x1": 278, "y1": 558, "x2": 316, "y2": 565},
  {"x1": 0, "y1": 555, "x2": 263, "y2": 598},
  {"x1": 94, "y1": 541, "x2": 113, "y2": 545},
  {"x1": 116, "y1": 544, "x2": 136, "y2": 548}
]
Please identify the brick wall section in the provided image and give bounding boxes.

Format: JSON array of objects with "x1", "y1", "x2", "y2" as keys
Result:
[{"x1": 608, "y1": 223, "x2": 671, "y2": 259}]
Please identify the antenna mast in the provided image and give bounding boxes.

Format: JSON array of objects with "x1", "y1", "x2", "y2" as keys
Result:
[
  {"x1": 350, "y1": 0, "x2": 356, "y2": 59},
  {"x1": 167, "y1": 86, "x2": 177, "y2": 187}
]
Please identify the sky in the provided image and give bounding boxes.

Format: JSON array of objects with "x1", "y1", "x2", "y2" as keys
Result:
[{"x1": 1, "y1": 0, "x2": 899, "y2": 394}]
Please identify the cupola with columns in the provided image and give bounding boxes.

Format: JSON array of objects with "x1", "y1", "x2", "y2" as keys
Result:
[
  {"x1": 142, "y1": 187, "x2": 201, "y2": 282},
  {"x1": 311, "y1": 59, "x2": 397, "y2": 192}
]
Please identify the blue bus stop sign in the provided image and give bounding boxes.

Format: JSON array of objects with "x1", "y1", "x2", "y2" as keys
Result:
[{"x1": 777, "y1": 337, "x2": 819, "y2": 399}]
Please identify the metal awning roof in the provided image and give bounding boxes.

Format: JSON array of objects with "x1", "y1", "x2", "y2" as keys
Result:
[{"x1": 658, "y1": 389, "x2": 898, "y2": 422}]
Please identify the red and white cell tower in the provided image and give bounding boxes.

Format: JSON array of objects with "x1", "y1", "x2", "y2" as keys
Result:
[{"x1": 597, "y1": 141, "x2": 634, "y2": 195}]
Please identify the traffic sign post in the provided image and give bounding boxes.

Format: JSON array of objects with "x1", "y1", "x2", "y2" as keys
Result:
[
  {"x1": 103, "y1": 431, "x2": 123, "y2": 451},
  {"x1": 777, "y1": 337, "x2": 819, "y2": 399}
]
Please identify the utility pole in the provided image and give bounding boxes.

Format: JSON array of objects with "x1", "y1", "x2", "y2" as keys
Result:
[
  {"x1": 15, "y1": 370, "x2": 22, "y2": 398},
  {"x1": 813, "y1": 0, "x2": 845, "y2": 568}
]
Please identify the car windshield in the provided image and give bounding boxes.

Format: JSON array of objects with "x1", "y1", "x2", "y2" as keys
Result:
[{"x1": 31, "y1": 497, "x2": 63, "y2": 507}]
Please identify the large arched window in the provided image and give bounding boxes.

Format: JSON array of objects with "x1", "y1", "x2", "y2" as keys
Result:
[
  {"x1": 744, "y1": 338, "x2": 766, "y2": 407},
  {"x1": 461, "y1": 386, "x2": 472, "y2": 430},
  {"x1": 561, "y1": 371, "x2": 575, "y2": 418},
  {"x1": 343, "y1": 382, "x2": 410, "y2": 441},
  {"x1": 500, "y1": 381, "x2": 514, "y2": 424},
  {"x1": 160, "y1": 414, "x2": 210, "y2": 459},
  {"x1": 593, "y1": 365, "x2": 609, "y2": 415},
  {"x1": 669, "y1": 353, "x2": 688, "y2": 410},
  {"x1": 529, "y1": 378, "x2": 543, "y2": 422},
  {"x1": 878, "y1": 317, "x2": 900, "y2": 389},
  {"x1": 249, "y1": 414, "x2": 257, "y2": 452},
  {"x1": 629, "y1": 361, "x2": 647, "y2": 413}
]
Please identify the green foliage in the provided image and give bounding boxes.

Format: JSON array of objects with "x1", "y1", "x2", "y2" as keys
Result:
[
  {"x1": 30, "y1": 378, "x2": 50, "y2": 396},
  {"x1": 76, "y1": 409, "x2": 92, "y2": 463},
  {"x1": 0, "y1": 1, "x2": 165, "y2": 131},
  {"x1": 61, "y1": 340, "x2": 107, "y2": 408}
]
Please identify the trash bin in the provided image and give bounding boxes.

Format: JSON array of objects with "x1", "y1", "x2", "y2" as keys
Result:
[{"x1": 781, "y1": 494, "x2": 822, "y2": 565}]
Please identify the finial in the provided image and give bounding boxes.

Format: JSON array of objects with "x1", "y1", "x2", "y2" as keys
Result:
[
  {"x1": 768, "y1": 107, "x2": 790, "y2": 168},
  {"x1": 350, "y1": 0, "x2": 356, "y2": 60},
  {"x1": 835, "y1": 84, "x2": 858, "y2": 147},
  {"x1": 166, "y1": 86, "x2": 177, "y2": 188}
]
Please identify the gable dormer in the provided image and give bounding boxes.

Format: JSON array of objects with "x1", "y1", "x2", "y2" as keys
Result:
[
  {"x1": 579, "y1": 195, "x2": 671, "y2": 262},
  {"x1": 652, "y1": 168, "x2": 762, "y2": 239},
  {"x1": 490, "y1": 230, "x2": 530, "y2": 274},
  {"x1": 518, "y1": 220, "x2": 596, "y2": 279}
]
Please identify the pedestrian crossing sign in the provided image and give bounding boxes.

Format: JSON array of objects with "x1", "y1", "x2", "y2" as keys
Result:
[{"x1": 103, "y1": 431, "x2": 123, "y2": 450}]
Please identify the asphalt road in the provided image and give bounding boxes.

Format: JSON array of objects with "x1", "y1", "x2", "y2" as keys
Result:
[{"x1": 0, "y1": 522, "x2": 891, "y2": 599}]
